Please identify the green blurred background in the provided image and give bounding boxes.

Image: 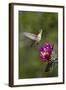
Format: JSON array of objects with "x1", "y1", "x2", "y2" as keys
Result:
[{"x1": 19, "y1": 11, "x2": 58, "y2": 79}]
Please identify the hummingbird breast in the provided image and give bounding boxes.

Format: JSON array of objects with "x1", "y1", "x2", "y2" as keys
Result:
[{"x1": 35, "y1": 36, "x2": 41, "y2": 43}]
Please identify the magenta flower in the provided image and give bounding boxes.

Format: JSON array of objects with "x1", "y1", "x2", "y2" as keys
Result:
[{"x1": 40, "y1": 42, "x2": 54, "y2": 62}]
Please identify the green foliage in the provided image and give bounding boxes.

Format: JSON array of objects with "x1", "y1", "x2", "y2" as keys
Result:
[{"x1": 19, "y1": 11, "x2": 58, "y2": 79}]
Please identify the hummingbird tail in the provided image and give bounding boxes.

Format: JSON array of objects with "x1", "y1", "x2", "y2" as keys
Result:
[
  {"x1": 30, "y1": 41, "x2": 39, "y2": 47},
  {"x1": 30, "y1": 41, "x2": 35, "y2": 47}
]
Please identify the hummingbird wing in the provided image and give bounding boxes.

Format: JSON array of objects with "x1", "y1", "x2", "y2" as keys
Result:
[
  {"x1": 23, "y1": 32, "x2": 37, "y2": 40},
  {"x1": 19, "y1": 32, "x2": 33, "y2": 48}
]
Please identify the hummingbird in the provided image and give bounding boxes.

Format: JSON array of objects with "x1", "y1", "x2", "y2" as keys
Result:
[{"x1": 23, "y1": 29, "x2": 42, "y2": 47}]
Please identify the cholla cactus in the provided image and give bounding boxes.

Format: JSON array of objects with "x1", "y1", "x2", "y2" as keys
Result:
[
  {"x1": 39, "y1": 42, "x2": 58, "y2": 72},
  {"x1": 40, "y1": 42, "x2": 54, "y2": 62}
]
